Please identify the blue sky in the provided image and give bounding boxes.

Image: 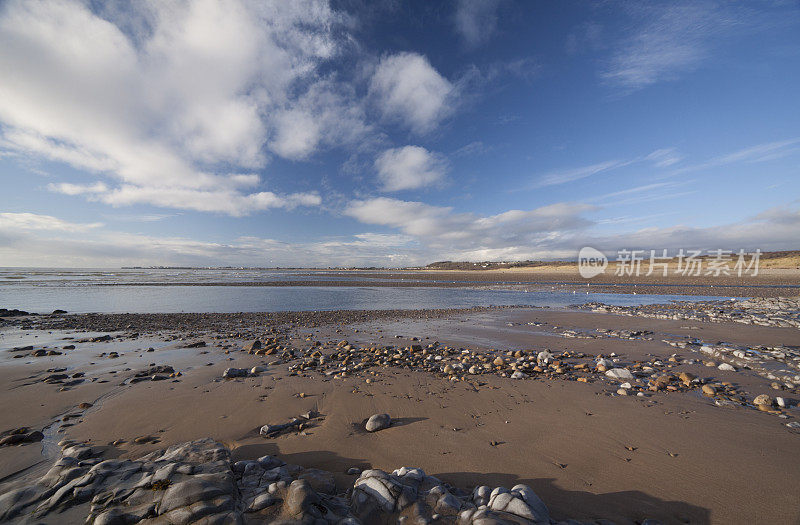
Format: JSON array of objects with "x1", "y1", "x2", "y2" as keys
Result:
[{"x1": 0, "y1": 0, "x2": 798, "y2": 267}]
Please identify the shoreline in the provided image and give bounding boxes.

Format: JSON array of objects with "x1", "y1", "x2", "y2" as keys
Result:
[{"x1": 0, "y1": 298, "x2": 798, "y2": 523}]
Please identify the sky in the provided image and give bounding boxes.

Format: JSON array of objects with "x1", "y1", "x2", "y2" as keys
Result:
[{"x1": 1, "y1": 0, "x2": 799, "y2": 268}]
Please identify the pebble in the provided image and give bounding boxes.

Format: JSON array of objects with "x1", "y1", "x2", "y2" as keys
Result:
[{"x1": 753, "y1": 394, "x2": 773, "y2": 406}]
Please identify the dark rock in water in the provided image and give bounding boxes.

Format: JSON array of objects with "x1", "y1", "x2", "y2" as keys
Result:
[
  {"x1": 51, "y1": 309, "x2": 67, "y2": 315},
  {"x1": 365, "y1": 413, "x2": 391, "y2": 432},
  {"x1": 183, "y1": 341, "x2": 206, "y2": 348},
  {"x1": 0, "y1": 308, "x2": 32, "y2": 317},
  {"x1": 62, "y1": 345, "x2": 75, "y2": 350},
  {"x1": 222, "y1": 367, "x2": 248, "y2": 379},
  {"x1": 91, "y1": 334, "x2": 113, "y2": 342}
]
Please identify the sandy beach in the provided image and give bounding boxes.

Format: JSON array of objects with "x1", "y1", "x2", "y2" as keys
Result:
[{"x1": 0, "y1": 295, "x2": 798, "y2": 524}]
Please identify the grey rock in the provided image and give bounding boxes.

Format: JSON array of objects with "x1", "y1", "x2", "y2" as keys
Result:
[
  {"x1": 365, "y1": 413, "x2": 391, "y2": 432},
  {"x1": 222, "y1": 367, "x2": 248, "y2": 378}
]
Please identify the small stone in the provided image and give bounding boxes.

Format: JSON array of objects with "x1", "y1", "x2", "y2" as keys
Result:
[
  {"x1": 702, "y1": 385, "x2": 716, "y2": 396},
  {"x1": 605, "y1": 368, "x2": 634, "y2": 380},
  {"x1": 244, "y1": 340, "x2": 262, "y2": 352},
  {"x1": 223, "y1": 367, "x2": 248, "y2": 378},
  {"x1": 717, "y1": 363, "x2": 736, "y2": 372},
  {"x1": 365, "y1": 413, "x2": 391, "y2": 432},
  {"x1": 753, "y1": 394, "x2": 773, "y2": 406}
]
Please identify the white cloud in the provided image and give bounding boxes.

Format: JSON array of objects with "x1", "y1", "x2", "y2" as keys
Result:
[
  {"x1": 599, "y1": 2, "x2": 765, "y2": 91},
  {"x1": 454, "y1": 0, "x2": 501, "y2": 48},
  {"x1": 369, "y1": 52, "x2": 454, "y2": 134},
  {"x1": 99, "y1": 185, "x2": 321, "y2": 217},
  {"x1": 1, "y1": 204, "x2": 798, "y2": 267},
  {"x1": 0, "y1": 212, "x2": 102, "y2": 232},
  {"x1": 47, "y1": 182, "x2": 109, "y2": 196},
  {"x1": 671, "y1": 137, "x2": 800, "y2": 176},
  {"x1": 532, "y1": 160, "x2": 630, "y2": 188},
  {"x1": 375, "y1": 146, "x2": 448, "y2": 191},
  {"x1": 0, "y1": 0, "x2": 361, "y2": 215},
  {"x1": 646, "y1": 148, "x2": 682, "y2": 168},
  {"x1": 345, "y1": 197, "x2": 595, "y2": 253}
]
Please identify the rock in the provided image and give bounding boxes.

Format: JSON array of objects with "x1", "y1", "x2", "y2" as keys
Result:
[
  {"x1": 244, "y1": 340, "x2": 262, "y2": 352},
  {"x1": 596, "y1": 358, "x2": 614, "y2": 368},
  {"x1": 222, "y1": 367, "x2": 248, "y2": 379},
  {"x1": 717, "y1": 363, "x2": 736, "y2": 372},
  {"x1": 493, "y1": 356, "x2": 505, "y2": 366},
  {"x1": 285, "y1": 479, "x2": 320, "y2": 517},
  {"x1": 487, "y1": 484, "x2": 549, "y2": 523},
  {"x1": 0, "y1": 430, "x2": 43, "y2": 447},
  {"x1": 702, "y1": 385, "x2": 716, "y2": 396},
  {"x1": 616, "y1": 388, "x2": 628, "y2": 396},
  {"x1": 605, "y1": 368, "x2": 634, "y2": 380},
  {"x1": 753, "y1": 394, "x2": 773, "y2": 406},
  {"x1": 537, "y1": 351, "x2": 553, "y2": 365},
  {"x1": 250, "y1": 366, "x2": 266, "y2": 374},
  {"x1": 776, "y1": 397, "x2": 787, "y2": 408},
  {"x1": 260, "y1": 418, "x2": 302, "y2": 437},
  {"x1": 510, "y1": 371, "x2": 526, "y2": 379},
  {"x1": 248, "y1": 492, "x2": 276, "y2": 512},
  {"x1": 347, "y1": 467, "x2": 361, "y2": 475},
  {"x1": 366, "y1": 413, "x2": 391, "y2": 432}
]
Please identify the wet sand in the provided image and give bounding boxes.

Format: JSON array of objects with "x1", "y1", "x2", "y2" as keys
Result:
[{"x1": 1, "y1": 302, "x2": 799, "y2": 524}]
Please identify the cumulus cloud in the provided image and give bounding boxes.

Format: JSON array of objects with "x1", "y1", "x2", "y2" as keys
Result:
[
  {"x1": 374, "y1": 146, "x2": 448, "y2": 191},
  {"x1": 369, "y1": 52, "x2": 454, "y2": 134},
  {"x1": 454, "y1": 0, "x2": 501, "y2": 48},
  {"x1": 0, "y1": 0, "x2": 362, "y2": 215}
]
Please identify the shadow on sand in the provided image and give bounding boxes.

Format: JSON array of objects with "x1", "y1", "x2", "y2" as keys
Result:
[{"x1": 229, "y1": 444, "x2": 711, "y2": 524}]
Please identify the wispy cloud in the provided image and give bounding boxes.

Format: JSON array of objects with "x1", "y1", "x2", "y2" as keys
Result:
[
  {"x1": 453, "y1": 0, "x2": 501, "y2": 48},
  {"x1": 670, "y1": 137, "x2": 800, "y2": 176},
  {"x1": 0, "y1": 212, "x2": 102, "y2": 232},
  {"x1": 531, "y1": 160, "x2": 631, "y2": 188},
  {"x1": 600, "y1": 2, "x2": 759, "y2": 92}
]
